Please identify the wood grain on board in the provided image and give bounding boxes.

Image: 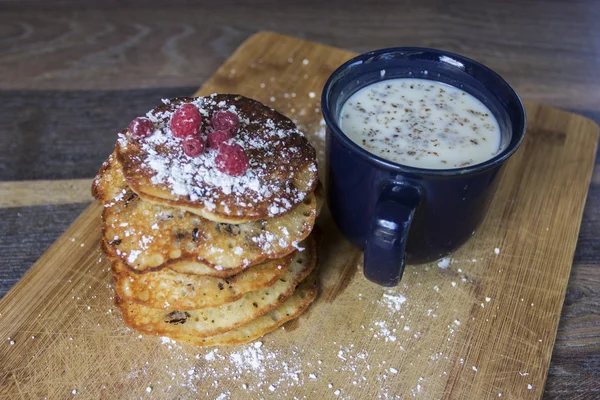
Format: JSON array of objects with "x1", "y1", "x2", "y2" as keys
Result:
[
  {"x1": 0, "y1": 179, "x2": 92, "y2": 208},
  {"x1": 0, "y1": 32, "x2": 598, "y2": 399}
]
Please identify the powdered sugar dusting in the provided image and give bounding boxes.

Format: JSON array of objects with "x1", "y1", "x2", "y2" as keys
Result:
[
  {"x1": 180, "y1": 341, "x2": 311, "y2": 397},
  {"x1": 437, "y1": 257, "x2": 451, "y2": 269},
  {"x1": 230, "y1": 342, "x2": 264, "y2": 371},
  {"x1": 127, "y1": 250, "x2": 141, "y2": 264},
  {"x1": 141, "y1": 132, "x2": 271, "y2": 208},
  {"x1": 119, "y1": 95, "x2": 317, "y2": 219},
  {"x1": 381, "y1": 292, "x2": 407, "y2": 312}
]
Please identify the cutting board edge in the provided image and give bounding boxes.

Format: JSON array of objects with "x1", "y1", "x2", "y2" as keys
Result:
[{"x1": 239, "y1": 30, "x2": 352, "y2": 61}]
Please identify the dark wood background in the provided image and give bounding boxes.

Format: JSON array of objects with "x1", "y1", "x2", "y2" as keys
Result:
[{"x1": 0, "y1": 1, "x2": 598, "y2": 398}]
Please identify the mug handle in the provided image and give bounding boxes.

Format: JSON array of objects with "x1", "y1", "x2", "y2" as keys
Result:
[{"x1": 364, "y1": 183, "x2": 421, "y2": 286}]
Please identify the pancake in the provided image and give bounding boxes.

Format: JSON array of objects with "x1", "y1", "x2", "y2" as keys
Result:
[
  {"x1": 115, "y1": 234, "x2": 317, "y2": 338},
  {"x1": 92, "y1": 152, "x2": 123, "y2": 203},
  {"x1": 154, "y1": 270, "x2": 317, "y2": 346},
  {"x1": 102, "y1": 188, "x2": 316, "y2": 274},
  {"x1": 114, "y1": 95, "x2": 319, "y2": 223},
  {"x1": 112, "y1": 247, "x2": 299, "y2": 310},
  {"x1": 97, "y1": 154, "x2": 317, "y2": 275},
  {"x1": 168, "y1": 189, "x2": 323, "y2": 277}
]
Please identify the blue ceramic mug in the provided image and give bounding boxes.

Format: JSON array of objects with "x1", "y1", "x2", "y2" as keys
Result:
[{"x1": 321, "y1": 48, "x2": 527, "y2": 287}]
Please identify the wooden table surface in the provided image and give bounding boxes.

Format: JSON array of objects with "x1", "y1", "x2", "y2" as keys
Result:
[{"x1": 0, "y1": 1, "x2": 598, "y2": 398}]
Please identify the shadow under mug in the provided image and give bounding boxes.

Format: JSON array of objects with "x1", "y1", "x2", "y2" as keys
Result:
[{"x1": 321, "y1": 48, "x2": 527, "y2": 287}]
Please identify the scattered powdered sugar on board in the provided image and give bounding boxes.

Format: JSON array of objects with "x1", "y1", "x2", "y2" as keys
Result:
[
  {"x1": 155, "y1": 340, "x2": 314, "y2": 398},
  {"x1": 24, "y1": 223, "x2": 522, "y2": 400},
  {"x1": 229, "y1": 341, "x2": 264, "y2": 371},
  {"x1": 374, "y1": 320, "x2": 397, "y2": 342},
  {"x1": 381, "y1": 292, "x2": 407, "y2": 312}
]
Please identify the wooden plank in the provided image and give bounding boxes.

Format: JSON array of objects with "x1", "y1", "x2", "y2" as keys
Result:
[
  {"x1": 0, "y1": 179, "x2": 92, "y2": 208},
  {"x1": 0, "y1": 32, "x2": 597, "y2": 400}
]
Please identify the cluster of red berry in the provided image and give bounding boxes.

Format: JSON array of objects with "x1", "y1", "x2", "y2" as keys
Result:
[{"x1": 128, "y1": 103, "x2": 250, "y2": 176}]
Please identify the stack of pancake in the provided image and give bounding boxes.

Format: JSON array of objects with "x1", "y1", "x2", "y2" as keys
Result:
[{"x1": 92, "y1": 95, "x2": 321, "y2": 346}]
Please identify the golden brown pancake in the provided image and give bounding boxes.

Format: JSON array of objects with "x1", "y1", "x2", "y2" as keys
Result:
[
  {"x1": 154, "y1": 270, "x2": 317, "y2": 346},
  {"x1": 115, "y1": 234, "x2": 317, "y2": 338},
  {"x1": 94, "y1": 94, "x2": 322, "y2": 347},
  {"x1": 102, "y1": 188, "x2": 316, "y2": 275},
  {"x1": 113, "y1": 247, "x2": 301, "y2": 310},
  {"x1": 92, "y1": 152, "x2": 120, "y2": 203},
  {"x1": 114, "y1": 95, "x2": 318, "y2": 223},
  {"x1": 96, "y1": 153, "x2": 317, "y2": 275}
]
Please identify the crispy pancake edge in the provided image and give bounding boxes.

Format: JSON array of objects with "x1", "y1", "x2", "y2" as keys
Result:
[
  {"x1": 157, "y1": 270, "x2": 318, "y2": 346},
  {"x1": 112, "y1": 250, "x2": 295, "y2": 310},
  {"x1": 114, "y1": 234, "x2": 318, "y2": 338}
]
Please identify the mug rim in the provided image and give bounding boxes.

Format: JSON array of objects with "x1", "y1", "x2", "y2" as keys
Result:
[{"x1": 321, "y1": 47, "x2": 527, "y2": 176}]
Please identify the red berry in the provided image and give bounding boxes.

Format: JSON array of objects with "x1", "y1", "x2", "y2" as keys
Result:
[
  {"x1": 129, "y1": 117, "x2": 154, "y2": 138},
  {"x1": 207, "y1": 130, "x2": 233, "y2": 148},
  {"x1": 170, "y1": 104, "x2": 202, "y2": 138},
  {"x1": 182, "y1": 136, "x2": 205, "y2": 157},
  {"x1": 211, "y1": 110, "x2": 239, "y2": 134},
  {"x1": 215, "y1": 143, "x2": 249, "y2": 176}
]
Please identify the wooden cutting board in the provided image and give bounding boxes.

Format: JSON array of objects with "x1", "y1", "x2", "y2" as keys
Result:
[{"x1": 0, "y1": 32, "x2": 597, "y2": 400}]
